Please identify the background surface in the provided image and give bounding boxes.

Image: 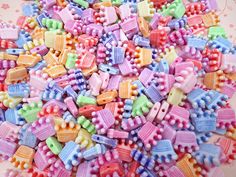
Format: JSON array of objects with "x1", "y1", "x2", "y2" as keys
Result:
[{"x1": 0, "y1": 0, "x2": 236, "y2": 176}]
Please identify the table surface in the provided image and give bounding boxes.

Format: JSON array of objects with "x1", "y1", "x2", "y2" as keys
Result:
[{"x1": 0, "y1": 0, "x2": 236, "y2": 176}]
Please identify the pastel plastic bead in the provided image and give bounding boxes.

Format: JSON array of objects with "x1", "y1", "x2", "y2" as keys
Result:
[{"x1": 0, "y1": 1, "x2": 236, "y2": 176}]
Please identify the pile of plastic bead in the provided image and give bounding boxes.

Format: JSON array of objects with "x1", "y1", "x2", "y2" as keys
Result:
[{"x1": 0, "y1": 0, "x2": 236, "y2": 176}]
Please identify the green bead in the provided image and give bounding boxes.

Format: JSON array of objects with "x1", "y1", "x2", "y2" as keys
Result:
[
  {"x1": 73, "y1": 0, "x2": 89, "y2": 8},
  {"x1": 132, "y1": 95, "x2": 153, "y2": 117},
  {"x1": 160, "y1": 0, "x2": 185, "y2": 18},
  {"x1": 46, "y1": 137, "x2": 63, "y2": 155},
  {"x1": 65, "y1": 53, "x2": 77, "y2": 69},
  {"x1": 208, "y1": 26, "x2": 227, "y2": 40},
  {"x1": 42, "y1": 18, "x2": 63, "y2": 30},
  {"x1": 77, "y1": 116, "x2": 96, "y2": 134},
  {"x1": 76, "y1": 95, "x2": 96, "y2": 107},
  {"x1": 18, "y1": 102, "x2": 43, "y2": 123},
  {"x1": 111, "y1": 0, "x2": 122, "y2": 5}
]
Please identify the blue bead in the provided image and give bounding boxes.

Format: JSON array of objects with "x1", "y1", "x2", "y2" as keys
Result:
[
  {"x1": 122, "y1": 99, "x2": 133, "y2": 119},
  {"x1": 151, "y1": 140, "x2": 178, "y2": 163},
  {"x1": 36, "y1": 12, "x2": 49, "y2": 27},
  {"x1": 196, "y1": 132, "x2": 213, "y2": 145},
  {"x1": 206, "y1": 90, "x2": 228, "y2": 110},
  {"x1": 82, "y1": 144, "x2": 106, "y2": 160},
  {"x1": 5, "y1": 105, "x2": 26, "y2": 125},
  {"x1": 22, "y1": 3, "x2": 39, "y2": 17},
  {"x1": 190, "y1": 109, "x2": 216, "y2": 132},
  {"x1": 133, "y1": 35, "x2": 150, "y2": 48},
  {"x1": 168, "y1": 17, "x2": 187, "y2": 30},
  {"x1": 158, "y1": 59, "x2": 169, "y2": 73},
  {"x1": 131, "y1": 149, "x2": 155, "y2": 170},
  {"x1": 99, "y1": 64, "x2": 119, "y2": 75},
  {"x1": 187, "y1": 36, "x2": 207, "y2": 50},
  {"x1": 136, "y1": 166, "x2": 157, "y2": 177},
  {"x1": 187, "y1": 88, "x2": 210, "y2": 109},
  {"x1": 213, "y1": 128, "x2": 227, "y2": 135},
  {"x1": 148, "y1": 61, "x2": 160, "y2": 72},
  {"x1": 106, "y1": 47, "x2": 125, "y2": 65},
  {"x1": 91, "y1": 134, "x2": 117, "y2": 148},
  {"x1": 192, "y1": 143, "x2": 221, "y2": 167},
  {"x1": 8, "y1": 83, "x2": 30, "y2": 98},
  {"x1": 15, "y1": 30, "x2": 32, "y2": 48},
  {"x1": 59, "y1": 141, "x2": 81, "y2": 170},
  {"x1": 144, "y1": 84, "x2": 164, "y2": 103},
  {"x1": 0, "y1": 108, "x2": 5, "y2": 123},
  {"x1": 208, "y1": 37, "x2": 233, "y2": 54},
  {"x1": 64, "y1": 85, "x2": 78, "y2": 100},
  {"x1": 100, "y1": 32, "x2": 117, "y2": 47},
  {"x1": 29, "y1": 60, "x2": 46, "y2": 71},
  {"x1": 18, "y1": 124, "x2": 38, "y2": 148},
  {"x1": 63, "y1": 111, "x2": 76, "y2": 123},
  {"x1": 6, "y1": 49, "x2": 25, "y2": 55}
]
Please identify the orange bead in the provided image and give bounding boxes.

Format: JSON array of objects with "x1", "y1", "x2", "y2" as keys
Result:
[
  {"x1": 10, "y1": 145, "x2": 35, "y2": 169},
  {"x1": 97, "y1": 90, "x2": 118, "y2": 105},
  {"x1": 5, "y1": 66, "x2": 28, "y2": 85},
  {"x1": 43, "y1": 64, "x2": 67, "y2": 79},
  {"x1": 119, "y1": 80, "x2": 138, "y2": 99},
  {"x1": 176, "y1": 154, "x2": 202, "y2": 177},
  {"x1": 55, "y1": 121, "x2": 80, "y2": 143},
  {"x1": 138, "y1": 17, "x2": 150, "y2": 38},
  {"x1": 17, "y1": 52, "x2": 41, "y2": 67}
]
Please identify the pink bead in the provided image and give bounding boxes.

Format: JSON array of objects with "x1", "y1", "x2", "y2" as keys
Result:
[
  {"x1": 29, "y1": 70, "x2": 52, "y2": 91},
  {"x1": 138, "y1": 122, "x2": 163, "y2": 150},
  {"x1": 99, "y1": 71, "x2": 110, "y2": 90},
  {"x1": 0, "y1": 23, "x2": 19, "y2": 40},
  {"x1": 119, "y1": 4, "x2": 131, "y2": 20},
  {"x1": 155, "y1": 72, "x2": 175, "y2": 96},
  {"x1": 138, "y1": 68, "x2": 155, "y2": 87},
  {"x1": 30, "y1": 45, "x2": 49, "y2": 56},
  {"x1": 92, "y1": 109, "x2": 115, "y2": 134},
  {"x1": 76, "y1": 162, "x2": 93, "y2": 177},
  {"x1": 43, "y1": 99, "x2": 67, "y2": 111},
  {"x1": 0, "y1": 122, "x2": 20, "y2": 142},
  {"x1": 174, "y1": 61, "x2": 194, "y2": 75},
  {"x1": 174, "y1": 66, "x2": 197, "y2": 93},
  {"x1": 146, "y1": 102, "x2": 161, "y2": 123},
  {"x1": 221, "y1": 53, "x2": 236, "y2": 73},
  {"x1": 34, "y1": 141, "x2": 57, "y2": 170},
  {"x1": 107, "y1": 129, "x2": 129, "y2": 139},
  {"x1": 64, "y1": 97, "x2": 78, "y2": 117},
  {"x1": 48, "y1": 159, "x2": 71, "y2": 177},
  {"x1": 121, "y1": 116, "x2": 146, "y2": 131},
  {"x1": 174, "y1": 131, "x2": 199, "y2": 153},
  {"x1": 58, "y1": 6, "x2": 79, "y2": 24},
  {"x1": 216, "y1": 108, "x2": 236, "y2": 129},
  {"x1": 221, "y1": 81, "x2": 236, "y2": 98},
  {"x1": 104, "y1": 24, "x2": 120, "y2": 33},
  {"x1": 30, "y1": 117, "x2": 55, "y2": 141},
  {"x1": 156, "y1": 101, "x2": 170, "y2": 123},
  {"x1": 118, "y1": 57, "x2": 137, "y2": 76},
  {"x1": 159, "y1": 165, "x2": 185, "y2": 177},
  {"x1": 161, "y1": 122, "x2": 176, "y2": 143},
  {"x1": 88, "y1": 73, "x2": 102, "y2": 96},
  {"x1": 0, "y1": 138, "x2": 17, "y2": 160},
  {"x1": 107, "y1": 75, "x2": 122, "y2": 91},
  {"x1": 165, "y1": 105, "x2": 190, "y2": 128}
]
